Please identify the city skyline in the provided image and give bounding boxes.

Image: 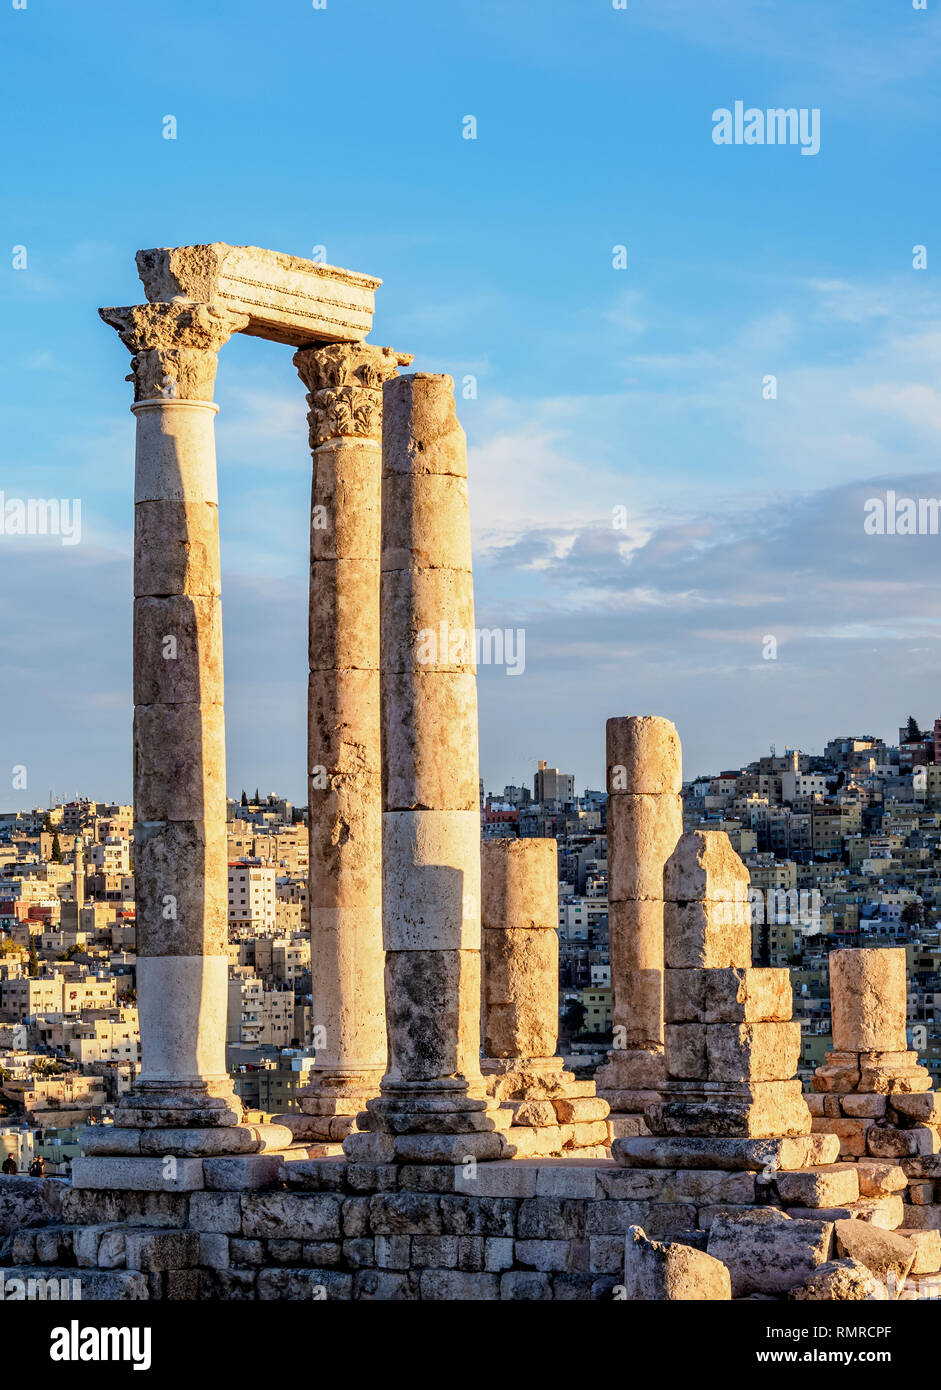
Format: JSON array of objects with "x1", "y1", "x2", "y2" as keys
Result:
[{"x1": 4, "y1": 0, "x2": 941, "y2": 807}]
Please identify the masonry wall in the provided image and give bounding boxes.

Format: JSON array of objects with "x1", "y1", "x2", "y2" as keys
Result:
[{"x1": 1, "y1": 1160, "x2": 833, "y2": 1301}]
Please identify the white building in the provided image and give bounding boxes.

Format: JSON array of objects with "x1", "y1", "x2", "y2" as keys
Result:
[{"x1": 228, "y1": 865, "x2": 277, "y2": 931}]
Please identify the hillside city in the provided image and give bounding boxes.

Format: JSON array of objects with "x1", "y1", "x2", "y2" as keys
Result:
[{"x1": 3, "y1": 715, "x2": 941, "y2": 1178}]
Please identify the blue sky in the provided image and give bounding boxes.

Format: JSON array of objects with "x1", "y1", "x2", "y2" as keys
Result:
[{"x1": 3, "y1": 0, "x2": 941, "y2": 806}]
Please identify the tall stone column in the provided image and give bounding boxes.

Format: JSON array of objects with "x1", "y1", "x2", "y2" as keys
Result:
[
  {"x1": 481, "y1": 838, "x2": 560, "y2": 1062},
  {"x1": 293, "y1": 342, "x2": 409, "y2": 1141},
  {"x1": 100, "y1": 301, "x2": 247, "y2": 1130},
  {"x1": 597, "y1": 716, "x2": 683, "y2": 1129},
  {"x1": 345, "y1": 373, "x2": 504, "y2": 1164},
  {"x1": 479, "y1": 839, "x2": 610, "y2": 1158}
]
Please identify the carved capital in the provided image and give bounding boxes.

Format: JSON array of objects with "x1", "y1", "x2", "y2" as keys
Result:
[
  {"x1": 294, "y1": 342, "x2": 413, "y2": 448},
  {"x1": 99, "y1": 301, "x2": 249, "y2": 402}
]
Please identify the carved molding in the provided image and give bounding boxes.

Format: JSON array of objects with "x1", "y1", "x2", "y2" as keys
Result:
[
  {"x1": 294, "y1": 343, "x2": 413, "y2": 447},
  {"x1": 98, "y1": 301, "x2": 249, "y2": 402}
]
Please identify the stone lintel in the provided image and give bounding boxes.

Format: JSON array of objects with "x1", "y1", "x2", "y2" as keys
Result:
[{"x1": 136, "y1": 243, "x2": 380, "y2": 346}]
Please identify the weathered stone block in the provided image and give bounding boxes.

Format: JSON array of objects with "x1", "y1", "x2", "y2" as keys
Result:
[
  {"x1": 776, "y1": 1165, "x2": 860, "y2": 1208},
  {"x1": 614, "y1": 1133, "x2": 823, "y2": 1171},
  {"x1": 867, "y1": 1125, "x2": 939, "y2": 1159},
  {"x1": 585, "y1": 1200, "x2": 698, "y2": 1239},
  {"x1": 663, "y1": 901, "x2": 751, "y2": 971},
  {"x1": 648, "y1": 1079, "x2": 810, "y2": 1139},
  {"x1": 375, "y1": 1233, "x2": 411, "y2": 1269},
  {"x1": 197, "y1": 1233, "x2": 229, "y2": 1270},
  {"x1": 855, "y1": 1160, "x2": 908, "y2": 1197},
  {"x1": 240, "y1": 1192, "x2": 342, "y2": 1241},
  {"x1": 203, "y1": 1155, "x2": 285, "y2": 1190},
  {"x1": 124, "y1": 1229, "x2": 200, "y2": 1273},
  {"x1": 534, "y1": 1161, "x2": 607, "y2": 1198},
  {"x1": 705, "y1": 1023, "x2": 802, "y2": 1083},
  {"x1": 707, "y1": 1209, "x2": 834, "y2": 1297},
  {"x1": 188, "y1": 1191, "x2": 241, "y2": 1234},
  {"x1": 411, "y1": 1234, "x2": 459, "y2": 1267},
  {"x1": 368, "y1": 1192, "x2": 442, "y2": 1235},
  {"x1": 890, "y1": 1092, "x2": 941, "y2": 1124},
  {"x1": 454, "y1": 1160, "x2": 539, "y2": 1198},
  {"x1": 663, "y1": 830, "x2": 750, "y2": 903},
  {"x1": 71, "y1": 1156, "x2": 205, "y2": 1192},
  {"x1": 789, "y1": 1257, "x2": 888, "y2": 1301},
  {"x1": 623, "y1": 1225, "x2": 731, "y2": 1300},
  {"x1": 841, "y1": 1094, "x2": 887, "y2": 1118},
  {"x1": 665, "y1": 967, "x2": 792, "y2": 1024},
  {"x1": 834, "y1": 1220, "x2": 916, "y2": 1287},
  {"x1": 514, "y1": 1238, "x2": 573, "y2": 1272},
  {"x1": 418, "y1": 1269, "x2": 500, "y2": 1299},
  {"x1": 381, "y1": 946, "x2": 482, "y2": 1086},
  {"x1": 905, "y1": 1229, "x2": 941, "y2": 1274},
  {"x1": 899, "y1": 1205, "x2": 941, "y2": 1230}
]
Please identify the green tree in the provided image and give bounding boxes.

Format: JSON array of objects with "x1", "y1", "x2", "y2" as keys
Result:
[
  {"x1": 253, "y1": 788, "x2": 260, "y2": 805},
  {"x1": 27, "y1": 938, "x2": 39, "y2": 978},
  {"x1": 50, "y1": 833, "x2": 62, "y2": 863},
  {"x1": 901, "y1": 901, "x2": 926, "y2": 928},
  {"x1": 561, "y1": 999, "x2": 587, "y2": 1037},
  {"x1": 240, "y1": 789, "x2": 248, "y2": 807},
  {"x1": 906, "y1": 716, "x2": 924, "y2": 743}
]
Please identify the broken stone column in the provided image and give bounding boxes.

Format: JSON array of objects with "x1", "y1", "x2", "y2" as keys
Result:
[
  {"x1": 611, "y1": 832, "x2": 863, "y2": 1247},
  {"x1": 292, "y1": 342, "x2": 410, "y2": 1148},
  {"x1": 344, "y1": 374, "x2": 505, "y2": 1164},
  {"x1": 596, "y1": 716, "x2": 683, "y2": 1134},
  {"x1": 480, "y1": 839, "x2": 610, "y2": 1157},
  {"x1": 654, "y1": 830, "x2": 810, "y2": 1141},
  {"x1": 809, "y1": 948, "x2": 941, "y2": 1271},
  {"x1": 95, "y1": 301, "x2": 248, "y2": 1143}
]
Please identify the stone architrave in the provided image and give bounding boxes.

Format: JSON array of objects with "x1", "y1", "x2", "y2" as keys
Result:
[{"x1": 135, "y1": 243, "x2": 380, "y2": 346}]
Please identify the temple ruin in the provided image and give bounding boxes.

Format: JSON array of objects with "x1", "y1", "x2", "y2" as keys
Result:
[{"x1": 2, "y1": 244, "x2": 940, "y2": 1299}]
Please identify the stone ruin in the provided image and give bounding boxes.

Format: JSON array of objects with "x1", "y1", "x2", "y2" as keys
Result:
[{"x1": 2, "y1": 242, "x2": 940, "y2": 1300}]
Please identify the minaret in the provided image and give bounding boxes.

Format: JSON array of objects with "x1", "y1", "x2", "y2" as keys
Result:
[{"x1": 72, "y1": 835, "x2": 85, "y2": 912}]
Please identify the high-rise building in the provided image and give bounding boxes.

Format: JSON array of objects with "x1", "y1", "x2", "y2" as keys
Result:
[{"x1": 533, "y1": 760, "x2": 575, "y2": 806}]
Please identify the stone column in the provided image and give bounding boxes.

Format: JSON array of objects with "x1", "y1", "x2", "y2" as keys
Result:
[
  {"x1": 292, "y1": 342, "x2": 409, "y2": 1140},
  {"x1": 481, "y1": 838, "x2": 560, "y2": 1061},
  {"x1": 100, "y1": 301, "x2": 247, "y2": 1130},
  {"x1": 810, "y1": 948, "x2": 934, "y2": 1165},
  {"x1": 479, "y1": 838, "x2": 610, "y2": 1158},
  {"x1": 597, "y1": 716, "x2": 683, "y2": 1123},
  {"x1": 830, "y1": 949, "x2": 908, "y2": 1055},
  {"x1": 345, "y1": 373, "x2": 504, "y2": 1164}
]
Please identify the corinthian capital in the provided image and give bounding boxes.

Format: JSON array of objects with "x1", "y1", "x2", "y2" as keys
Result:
[
  {"x1": 294, "y1": 342, "x2": 413, "y2": 448},
  {"x1": 99, "y1": 301, "x2": 249, "y2": 402}
]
